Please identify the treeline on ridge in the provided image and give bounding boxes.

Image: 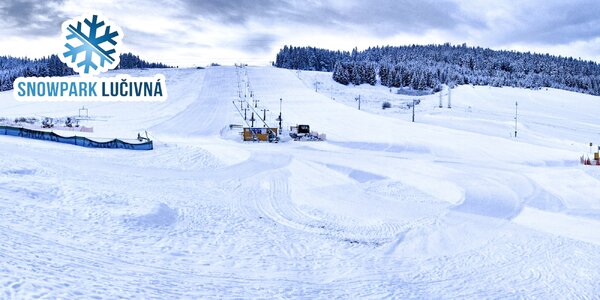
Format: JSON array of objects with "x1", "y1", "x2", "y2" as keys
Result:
[{"x1": 274, "y1": 44, "x2": 600, "y2": 96}]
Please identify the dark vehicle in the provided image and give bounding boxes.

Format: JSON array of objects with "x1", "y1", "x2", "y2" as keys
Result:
[{"x1": 297, "y1": 125, "x2": 310, "y2": 134}]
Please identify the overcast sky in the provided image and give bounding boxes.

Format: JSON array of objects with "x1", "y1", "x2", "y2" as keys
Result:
[{"x1": 0, "y1": 0, "x2": 599, "y2": 67}]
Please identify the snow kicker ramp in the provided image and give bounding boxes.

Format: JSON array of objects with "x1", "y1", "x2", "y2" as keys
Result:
[{"x1": 0, "y1": 126, "x2": 153, "y2": 150}]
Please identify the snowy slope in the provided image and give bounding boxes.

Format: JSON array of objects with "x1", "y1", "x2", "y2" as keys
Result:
[
  {"x1": 1, "y1": 66, "x2": 600, "y2": 298},
  {"x1": 298, "y1": 69, "x2": 600, "y2": 152}
]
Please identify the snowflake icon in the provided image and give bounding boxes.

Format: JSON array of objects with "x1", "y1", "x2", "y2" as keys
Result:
[{"x1": 60, "y1": 14, "x2": 124, "y2": 76}]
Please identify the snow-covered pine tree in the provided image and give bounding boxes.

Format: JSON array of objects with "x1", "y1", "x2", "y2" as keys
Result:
[
  {"x1": 379, "y1": 63, "x2": 390, "y2": 86},
  {"x1": 365, "y1": 63, "x2": 377, "y2": 85},
  {"x1": 351, "y1": 62, "x2": 362, "y2": 85},
  {"x1": 332, "y1": 61, "x2": 350, "y2": 85}
]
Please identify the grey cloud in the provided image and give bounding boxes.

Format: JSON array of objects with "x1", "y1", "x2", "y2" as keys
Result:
[
  {"x1": 179, "y1": 0, "x2": 284, "y2": 25},
  {"x1": 176, "y1": 0, "x2": 600, "y2": 49},
  {"x1": 335, "y1": 0, "x2": 484, "y2": 36},
  {"x1": 177, "y1": 0, "x2": 474, "y2": 33},
  {"x1": 176, "y1": 0, "x2": 480, "y2": 52},
  {"x1": 483, "y1": 0, "x2": 600, "y2": 46},
  {"x1": 123, "y1": 27, "x2": 212, "y2": 50},
  {"x1": 2, "y1": 0, "x2": 599, "y2": 63},
  {"x1": 0, "y1": 0, "x2": 66, "y2": 36},
  {"x1": 227, "y1": 33, "x2": 279, "y2": 53}
]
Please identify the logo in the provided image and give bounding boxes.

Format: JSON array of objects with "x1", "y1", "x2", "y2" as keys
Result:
[
  {"x1": 14, "y1": 14, "x2": 167, "y2": 102},
  {"x1": 60, "y1": 14, "x2": 123, "y2": 76}
]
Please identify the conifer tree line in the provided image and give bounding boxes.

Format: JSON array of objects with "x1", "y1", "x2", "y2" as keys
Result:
[
  {"x1": 0, "y1": 53, "x2": 172, "y2": 92},
  {"x1": 116, "y1": 53, "x2": 172, "y2": 70},
  {"x1": 274, "y1": 44, "x2": 600, "y2": 96}
]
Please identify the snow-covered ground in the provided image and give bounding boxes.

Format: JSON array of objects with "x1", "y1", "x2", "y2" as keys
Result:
[{"x1": 1, "y1": 66, "x2": 600, "y2": 298}]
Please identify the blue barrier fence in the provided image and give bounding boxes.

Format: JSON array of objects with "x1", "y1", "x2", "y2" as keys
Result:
[{"x1": 0, "y1": 126, "x2": 153, "y2": 150}]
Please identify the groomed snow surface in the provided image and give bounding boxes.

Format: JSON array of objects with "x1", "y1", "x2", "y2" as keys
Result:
[{"x1": 1, "y1": 66, "x2": 600, "y2": 298}]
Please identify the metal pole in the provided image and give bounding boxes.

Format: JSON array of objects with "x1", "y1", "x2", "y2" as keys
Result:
[
  {"x1": 250, "y1": 112, "x2": 255, "y2": 127},
  {"x1": 278, "y1": 98, "x2": 282, "y2": 134},
  {"x1": 448, "y1": 87, "x2": 452, "y2": 109},
  {"x1": 515, "y1": 101, "x2": 518, "y2": 138},
  {"x1": 412, "y1": 99, "x2": 415, "y2": 122},
  {"x1": 439, "y1": 88, "x2": 443, "y2": 108},
  {"x1": 246, "y1": 99, "x2": 270, "y2": 128},
  {"x1": 232, "y1": 101, "x2": 252, "y2": 128}
]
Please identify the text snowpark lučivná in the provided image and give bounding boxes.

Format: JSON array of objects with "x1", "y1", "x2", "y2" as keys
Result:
[{"x1": 14, "y1": 75, "x2": 167, "y2": 101}]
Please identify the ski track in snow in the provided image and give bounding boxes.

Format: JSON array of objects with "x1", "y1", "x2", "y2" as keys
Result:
[{"x1": 0, "y1": 66, "x2": 600, "y2": 298}]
